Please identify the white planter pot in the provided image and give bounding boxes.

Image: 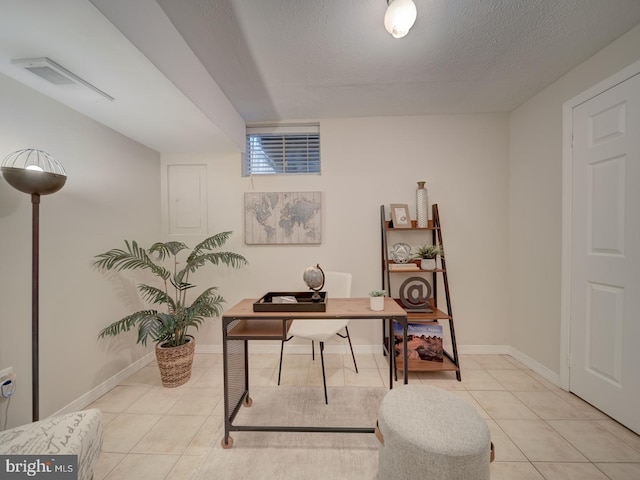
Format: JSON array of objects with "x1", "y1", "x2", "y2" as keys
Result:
[
  {"x1": 370, "y1": 296, "x2": 385, "y2": 311},
  {"x1": 420, "y1": 258, "x2": 437, "y2": 270}
]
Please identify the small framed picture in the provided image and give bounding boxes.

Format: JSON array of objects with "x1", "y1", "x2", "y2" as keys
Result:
[{"x1": 390, "y1": 203, "x2": 411, "y2": 228}]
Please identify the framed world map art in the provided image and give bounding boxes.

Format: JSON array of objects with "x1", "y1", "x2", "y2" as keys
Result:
[{"x1": 244, "y1": 191, "x2": 322, "y2": 245}]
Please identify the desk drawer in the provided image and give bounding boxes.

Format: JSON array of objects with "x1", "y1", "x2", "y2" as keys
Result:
[{"x1": 226, "y1": 319, "x2": 291, "y2": 340}]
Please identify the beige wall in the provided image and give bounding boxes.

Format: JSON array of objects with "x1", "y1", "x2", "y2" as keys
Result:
[
  {"x1": 508, "y1": 24, "x2": 640, "y2": 374},
  {"x1": 163, "y1": 113, "x2": 511, "y2": 352},
  {"x1": 0, "y1": 74, "x2": 161, "y2": 428},
  {"x1": 5, "y1": 22, "x2": 639, "y2": 424}
]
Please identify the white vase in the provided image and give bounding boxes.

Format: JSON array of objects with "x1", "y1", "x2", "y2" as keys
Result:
[
  {"x1": 420, "y1": 258, "x2": 436, "y2": 270},
  {"x1": 370, "y1": 296, "x2": 385, "y2": 311},
  {"x1": 416, "y1": 181, "x2": 428, "y2": 228}
]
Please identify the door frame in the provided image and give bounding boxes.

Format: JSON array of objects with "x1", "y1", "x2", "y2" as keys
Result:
[{"x1": 560, "y1": 59, "x2": 640, "y2": 390}]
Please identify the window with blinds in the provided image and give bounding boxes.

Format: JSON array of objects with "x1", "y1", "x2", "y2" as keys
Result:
[{"x1": 243, "y1": 125, "x2": 320, "y2": 176}]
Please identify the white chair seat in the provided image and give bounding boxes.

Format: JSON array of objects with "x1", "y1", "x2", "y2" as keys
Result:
[
  {"x1": 278, "y1": 271, "x2": 358, "y2": 403},
  {"x1": 287, "y1": 319, "x2": 349, "y2": 342}
]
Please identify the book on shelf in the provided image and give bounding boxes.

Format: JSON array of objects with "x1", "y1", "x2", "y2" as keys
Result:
[
  {"x1": 393, "y1": 322, "x2": 443, "y2": 362},
  {"x1": 389, "y1": 263, "x2": 419, "y2": 271}
]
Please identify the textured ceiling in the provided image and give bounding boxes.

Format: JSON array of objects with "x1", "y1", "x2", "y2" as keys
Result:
[
  {"x1": 157, "y1": 0, "x2": 640, "y2": 122},
  {"x1": 0, "y1": 0, "x2": 243, "y2": 154},
  {"x1": 2, "y1": 1, "x2": 640, "y2": 153}
]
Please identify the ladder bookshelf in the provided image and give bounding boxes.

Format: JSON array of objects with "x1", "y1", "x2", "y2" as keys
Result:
[{"x1": 380, "y1": 203, "x2": 461, "y2": 380}]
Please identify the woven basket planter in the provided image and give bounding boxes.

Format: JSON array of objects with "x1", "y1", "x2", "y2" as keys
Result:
[{"x1": 155, "y1": 335, "x2": 195, "y2": 388}]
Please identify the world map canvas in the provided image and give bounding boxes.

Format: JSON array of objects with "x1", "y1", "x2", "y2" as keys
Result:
[{"x1": 244, "y1": 192, "x2": 322, "y2": 244}]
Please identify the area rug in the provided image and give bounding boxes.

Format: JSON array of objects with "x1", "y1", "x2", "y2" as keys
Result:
[{"x1": 191, "y1": 386, "x2": 386, "y2": 480}]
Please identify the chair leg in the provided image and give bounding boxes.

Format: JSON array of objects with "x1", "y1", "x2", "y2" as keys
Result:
[
  {"x1": 319, "y1": 341, "x2": 328, "y2": 404},
  {"x1": 345, "y1": 326, "x2": 358, "y2": 373},
  {"x1": 277, "y1": 339, "x2": 285, "y2": 385},
  {"x1": 311, "y1": 340, "x2": 315, "y2": 361}
]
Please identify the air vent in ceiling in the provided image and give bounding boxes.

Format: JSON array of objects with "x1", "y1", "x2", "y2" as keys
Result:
[{"x1": 11, "y1": 57, "x2": 114, "y2": 101}]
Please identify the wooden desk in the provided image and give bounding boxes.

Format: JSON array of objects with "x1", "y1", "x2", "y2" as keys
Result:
[{"x1": 221, "y1": 297, "x2": 409, "y2": 448}]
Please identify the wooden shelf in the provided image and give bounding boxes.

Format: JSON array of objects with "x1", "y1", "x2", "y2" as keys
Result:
[
  {"x1": 387, "y1": 267, "x2": 445, "y2": 274},
  {"x1": 403, "y1": 309, "x2": 451, "y2": 322},
  {"x1": 227, "y1": 319, "x2": 290, "y2": 340},
  {"x1": 385, "y1": 219, "x2": 437, "y2": 230},
  {"x1": 394, "y1": 353, "x2": 459, "y2": 372},
  {"x1": 391, "y1": 299, "x2": 451, "y2": 321},
  {"x1": 382, "y1": 336, "x2": 459, "y2": 373}
]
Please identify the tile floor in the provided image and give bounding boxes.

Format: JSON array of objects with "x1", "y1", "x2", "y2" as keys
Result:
[{"x1": 89, "y1": 353, "x2": 640, "y2": 479}]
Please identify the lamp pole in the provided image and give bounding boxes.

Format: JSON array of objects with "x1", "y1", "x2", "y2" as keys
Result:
[
  {"x1": 31, "y1": 193, "x2": 40, "y2": 420},
  {"x1": 1, "y1": 149, "x2": 66, "y2": 422}
]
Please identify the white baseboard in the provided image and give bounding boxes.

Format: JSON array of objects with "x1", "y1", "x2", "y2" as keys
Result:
[
  {"x1": 199, "y1": 343, "x2": 513, "y2": 356},
  {"x1": 51, "y1": 352, "x2": 155, "y2": 418},
  {"x1": 195, "y1": 343, "x2": 384, "y2": 355},
  {"x1": 57, "y1": 344, "x2": 562, "y2": 415},
  {"x1": 507, "y1": 346, "x2": 562, "y2": 388}
]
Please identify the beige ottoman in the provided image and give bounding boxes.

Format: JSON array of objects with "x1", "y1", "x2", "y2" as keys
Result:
[{"x1": 377, "y1": 385, "x2": 491, "y2": 480}]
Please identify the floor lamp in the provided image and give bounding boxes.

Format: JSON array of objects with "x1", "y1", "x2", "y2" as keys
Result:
[{"x1": 1, "y1": 149, "x2": 67, "y2": 422}]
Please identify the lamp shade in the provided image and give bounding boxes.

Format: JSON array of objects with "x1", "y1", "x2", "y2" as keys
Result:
[
  {"x1": 384, "y1": 0, "x2": 417, "y2": 38},
  {"x1": 1, "y1": 149, "x2": 67, "y2": 195}
]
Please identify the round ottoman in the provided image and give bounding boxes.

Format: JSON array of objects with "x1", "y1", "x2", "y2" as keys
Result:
[{"x1": 377, "y1": 385, "x2": 491, "y2": 480}]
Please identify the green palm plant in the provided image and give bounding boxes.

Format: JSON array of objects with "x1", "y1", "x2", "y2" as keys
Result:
[{"x1": 94, "y1": 231, "x2": 247, "y2": 348}]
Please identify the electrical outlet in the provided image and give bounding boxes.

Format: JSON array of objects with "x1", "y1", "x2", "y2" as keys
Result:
[
  {"x1": 0, "y1": 367, "x2": 13, "y2": 384},
  {"x1": 0, "y1": 367, "x2": 15, "y2": 398}
]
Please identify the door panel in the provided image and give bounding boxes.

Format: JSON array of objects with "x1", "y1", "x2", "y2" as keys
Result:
[
  {"x1": 586, "y1": 282, "x2": 623, "y2": 386},
  {"x1": 589, "y1": 155, "x2": 625, "y2": 254},
  {"x1": 589, "y1": 101, "x2": 625, "y2": 146},
  {"x1": 571, "y1": 72, "x2": 640, "y2": 434}
]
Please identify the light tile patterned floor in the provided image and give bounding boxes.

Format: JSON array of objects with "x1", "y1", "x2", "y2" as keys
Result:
[{"x1": 89, "y1": 354, "x2": 640, "y2": 479}]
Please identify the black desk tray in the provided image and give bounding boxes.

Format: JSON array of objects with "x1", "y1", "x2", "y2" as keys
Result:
[{"x1": 253, "y1": 291, "x2": 327, "y2": 312}]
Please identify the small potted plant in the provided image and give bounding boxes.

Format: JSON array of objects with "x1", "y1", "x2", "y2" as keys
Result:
[
  {"x1": 414, "y1": 244, "x2": 443, "y2": 270},
  {"x1": 369, "y1": 289, "x2": 386, "y2": 311}
]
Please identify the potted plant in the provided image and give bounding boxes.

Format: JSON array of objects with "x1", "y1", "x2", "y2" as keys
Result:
[
  {"x1": 93, "y1": 231, "x2": 247, "y2": 387},
  {"x1": 414, "y1": 244, "x2": 443, "y2": 270},
  {"x1": 369, "y1": 289, "x2": 386, "y2": 311}
]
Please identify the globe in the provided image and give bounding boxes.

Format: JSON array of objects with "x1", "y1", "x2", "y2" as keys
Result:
[{"x1": 303, "y1": 264, "x2": 325, "y2": 301}]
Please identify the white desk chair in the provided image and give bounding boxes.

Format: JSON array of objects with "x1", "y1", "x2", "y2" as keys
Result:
[{"x1": 277, "y1": 271, "x2": 359, "y2": 404}]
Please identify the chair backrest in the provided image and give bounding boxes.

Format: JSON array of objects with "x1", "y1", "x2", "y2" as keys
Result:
[{"x1": 324, "y1": 271, "x2": 352, "y2": 298}]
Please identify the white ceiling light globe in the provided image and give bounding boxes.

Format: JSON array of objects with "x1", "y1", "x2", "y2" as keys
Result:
[{"x1": 384, "y1": 0, "x2": 417, "y2": 38}]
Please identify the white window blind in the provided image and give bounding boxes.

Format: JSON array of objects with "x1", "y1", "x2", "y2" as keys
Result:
[{"x1": 243, "y1": 125, "x2": 320, "y2": 176}]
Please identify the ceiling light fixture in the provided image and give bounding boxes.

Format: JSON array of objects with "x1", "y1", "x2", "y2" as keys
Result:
[
  {"x1": 384, "y1": 0, "x2": 417, "y2": 39},
  {"x1": 11, "y1": 57, "x2": 114, "y2": 102}
]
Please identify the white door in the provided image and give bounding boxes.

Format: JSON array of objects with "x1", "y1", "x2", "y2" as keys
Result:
[{"x1": 570, "y1": 72, "x2": 640, "y2": 434}]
